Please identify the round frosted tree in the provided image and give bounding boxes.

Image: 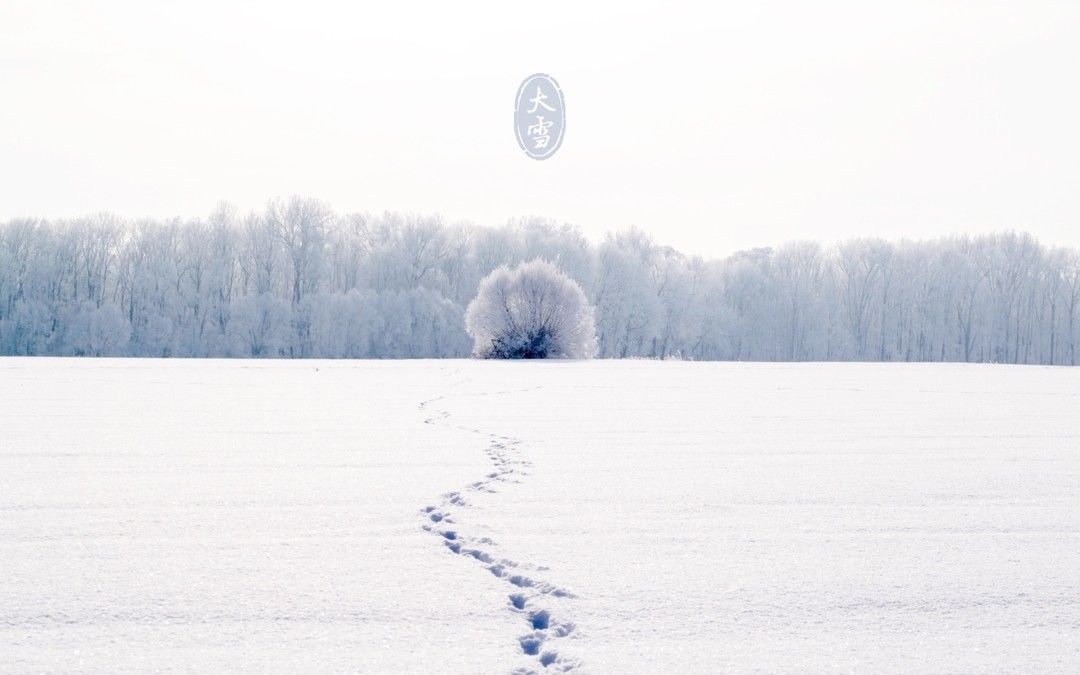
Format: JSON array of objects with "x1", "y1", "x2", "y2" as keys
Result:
[{"x1": 465, "y1": 259, "x2": 597, "y2": 359}]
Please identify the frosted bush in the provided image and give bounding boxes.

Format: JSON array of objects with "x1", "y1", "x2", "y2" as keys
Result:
[{"x1": 465, "y1": 260, "x2": 597, "y2": 359}]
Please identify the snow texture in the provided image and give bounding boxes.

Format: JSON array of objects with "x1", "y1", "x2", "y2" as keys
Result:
[{"x1": 2, "y1": 359, "x2": 1080, "y2": 672}]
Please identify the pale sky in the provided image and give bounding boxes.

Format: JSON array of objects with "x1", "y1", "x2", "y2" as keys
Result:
[{"x1": 1, "y1": 1, "x2": 1078, "y2": 258}]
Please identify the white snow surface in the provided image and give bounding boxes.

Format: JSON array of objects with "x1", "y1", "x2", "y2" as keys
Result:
[{"x1": 2, "y1": 358, "x2": 1079, "y2": 673}]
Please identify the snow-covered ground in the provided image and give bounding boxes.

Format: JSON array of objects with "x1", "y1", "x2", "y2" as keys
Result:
[{"x1": 2, "y1": 359, "x2": 1079, "y2": 672}]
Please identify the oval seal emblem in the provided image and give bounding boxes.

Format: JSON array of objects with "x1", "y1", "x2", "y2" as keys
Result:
[{"x1": 514, "y1": 73, "x2": 565, "y2": 160}]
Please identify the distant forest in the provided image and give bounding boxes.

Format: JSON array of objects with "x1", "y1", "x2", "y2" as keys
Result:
[{"x1": 2, "y1": 197, "x2": 1079, "y2": 364}]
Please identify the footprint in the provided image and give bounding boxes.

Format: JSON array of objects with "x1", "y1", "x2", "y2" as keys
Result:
[
  {"x1": 463, "y1": 548, "x2": 494, "y2": 564},
  {"x1": 528, "y1": 610, "x2": 550, "y2": 630},
  {"x1": 519, "y1": 635, "x2": 542, "y2": 656}
]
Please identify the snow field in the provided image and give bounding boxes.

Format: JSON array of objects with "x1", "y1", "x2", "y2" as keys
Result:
[{"x1": 2, "y1": 359, "x2": 1080, "y2": 672}]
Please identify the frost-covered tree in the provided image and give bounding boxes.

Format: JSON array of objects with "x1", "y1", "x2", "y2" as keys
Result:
[
  {"x1": 64, "y1": 301, "x2": 131, "y2": 356},
  {"x1": 3, "y1": 201, "x2": 1080, "y2": 363},
  {"x1": 228, "y1": 292, "x2": 291, "y2": 357},
  {"x1": 465, "y1": 260, "x2": 596, "y2": 359},
  {"x1": 593, "y1": 232, "x2": 661, "y2": 358}
]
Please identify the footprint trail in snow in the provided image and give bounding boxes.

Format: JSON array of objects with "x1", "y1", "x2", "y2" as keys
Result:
[{"x1": 419, "y1": 383, "x2": 579, "y2": 672}]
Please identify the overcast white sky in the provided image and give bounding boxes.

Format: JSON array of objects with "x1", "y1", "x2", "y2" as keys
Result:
[{"x1": 1, "y1": 1, "x2": 1078, "y2": 258}]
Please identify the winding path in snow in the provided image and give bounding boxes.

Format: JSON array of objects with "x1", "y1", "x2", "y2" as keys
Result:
[{"x1": 419, "y1": 380, "x2": 579, "y2": 673}]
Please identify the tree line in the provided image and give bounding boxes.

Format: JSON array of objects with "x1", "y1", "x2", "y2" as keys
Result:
[{"x1": 2, "y1": 196, "x2": 1079, "y2": 364}]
